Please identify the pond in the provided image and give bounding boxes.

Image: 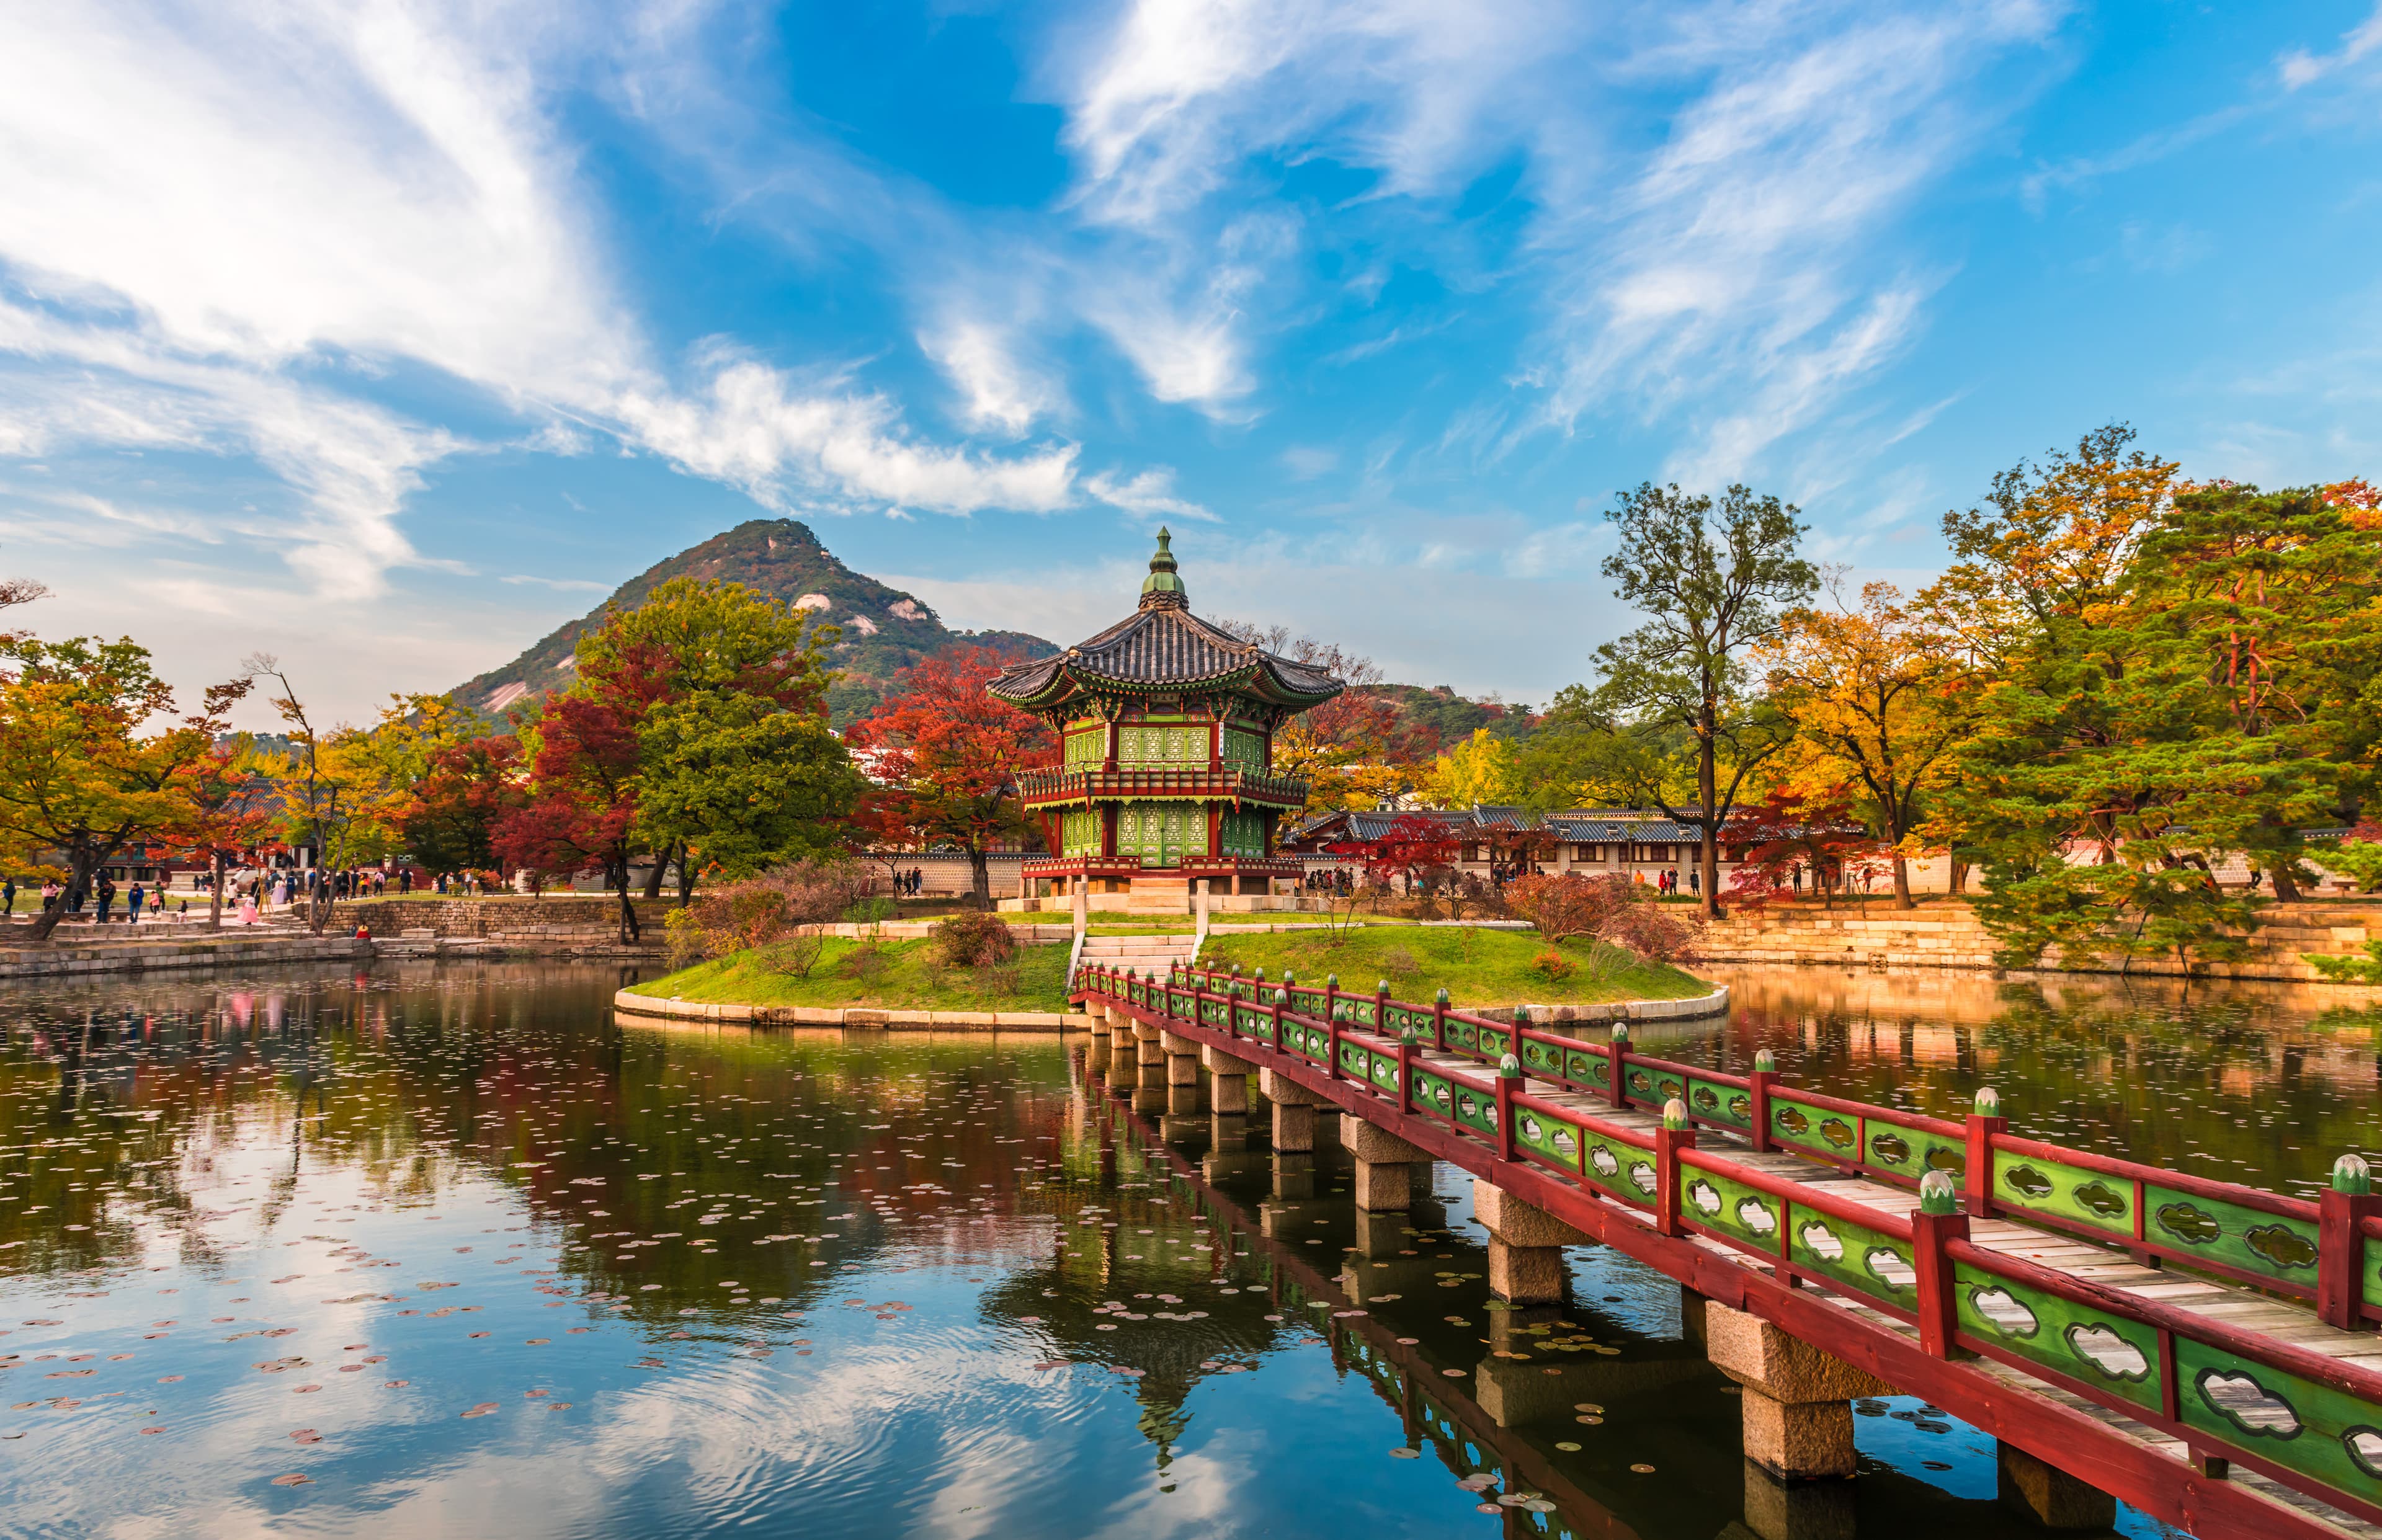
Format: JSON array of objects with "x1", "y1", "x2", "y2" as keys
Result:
[{"x1": 7, "y1": 959, "x2": 2366, "y2": 1539}]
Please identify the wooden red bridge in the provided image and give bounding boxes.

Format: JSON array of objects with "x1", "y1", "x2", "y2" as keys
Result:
[{"x1": 1075, "y1": 961, "x2": 2382, "y2": 1540}]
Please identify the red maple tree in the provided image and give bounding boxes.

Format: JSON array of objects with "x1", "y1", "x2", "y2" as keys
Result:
[
  {"x1": 494, "y1": 694, "x2": 645, "y2": 940},
  {"x1": 842, "y1": 647, "x2": 1057, "y2": 909},
  {"x1": 1721, "y1": 785, "x2": 1883, "y2": 910}
]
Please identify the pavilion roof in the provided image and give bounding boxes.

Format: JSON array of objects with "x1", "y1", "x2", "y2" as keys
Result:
[{"x1": 988, "y1": 529, "x2": 1343, "y2": 711}]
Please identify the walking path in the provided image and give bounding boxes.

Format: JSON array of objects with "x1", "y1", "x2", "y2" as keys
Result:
[{"x1": 1080, "y1": 959, "x2": 2382, "y2": 1540}]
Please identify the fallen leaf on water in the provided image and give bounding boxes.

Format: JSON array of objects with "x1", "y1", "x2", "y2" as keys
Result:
[
  {"x1": 1630, "y1": 1463, "x2": 1655, "y2": 1474},
  {"x1": 270, "y1": 1474, "x2": 311, "y2": 1487},
  {"x1": 460, "y1": 1403, "x2": 499, "y2": 1418},
  {"x1": 289, "y1": 1430, "x2": 322, "y2": 1443},
  {"x1": 383, "y1": 1380, "x2": 409, "y2": 1388},
  {"x1": 138, "y1": 1427, "x2": 165, "y2": 1435}
]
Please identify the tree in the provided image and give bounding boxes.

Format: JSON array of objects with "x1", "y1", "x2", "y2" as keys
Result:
[
  {"x1": 1762, "y1": 576, "x2": 1974, "y2": 906},
  {"x1": 0, "y1": 636, "x2": 246, "y2": 941},
  {"x1": 163, "y1": 732, "x2": 278, "y2": 930},
  {"x1": 845, "y1": 647, "x2": 1056, "y2": 909},
  {"x1": 494, "y1": 693, "x2": 646, "y2": 941},
  {"x1": 1324, "y1": 813, "x2": 1461, "y2": 897},
  {"x1": 1416, "y1": 728, "x2": 1523, "y2": 809},
  {"x1": 1721, "y1": 785, "x2": 1884, "y2": 910},
  {"x1": 573, "y1": 577, "x2": 848, "y2": 900},
  {"x1": 1919, "y1": 425, "x2": 2270, "y2": 971},
  {"x1": 1215, "y1": 621, "x2": 1428, "y2": 809},
  {"x1": 398, "y1": 735, "x2": 526, "y2": 876},
  {"x1": 243, "y1": 656, "x2": 393, "y2": 935},
  {"x1": 1574, "y1": 481, "x2": 1816, "y2": 916}
]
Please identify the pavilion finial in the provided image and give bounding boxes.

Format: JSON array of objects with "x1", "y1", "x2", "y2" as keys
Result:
[{"x1": 1139, "y1": 526, "x2": 1189, "y2": 610}]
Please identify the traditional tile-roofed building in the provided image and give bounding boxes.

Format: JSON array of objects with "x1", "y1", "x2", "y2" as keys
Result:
[
  {"x1": 1282, "y1": 804, "x2": 1742, "y2": 891},
  {"x1": 988, "y1": 529, "x2": 1344, "y2": 902}
]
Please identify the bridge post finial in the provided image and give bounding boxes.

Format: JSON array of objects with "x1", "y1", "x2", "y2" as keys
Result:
[
  {"x1": 1965, "y1": 1087, "x2": 2007, "y2": 1219},
  {"x1": 2322, "y1": 1154, "x2": 2382, "y2": 1329}
]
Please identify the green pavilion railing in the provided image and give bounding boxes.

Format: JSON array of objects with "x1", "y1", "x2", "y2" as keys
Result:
[{"x1": 1077, "y1": 958, "x2": 2382, "y2": 1528}]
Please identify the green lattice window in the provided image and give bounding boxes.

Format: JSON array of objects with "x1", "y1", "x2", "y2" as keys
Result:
[
  {"x1": 1221, "y1": 728, "x2": 1265, "y2": 766},
  {"x1": 1061, "y1": 808, "x2": 1104, "y2": 856},
  {"x1": 1221, "y1": 809, "x2": 1266, "y2": 856},
  {"x1": 1118, "y1": 724, "x2": 1206, "y2": 763},
  {"x1": 1063, "y1": 728, "x2": 1105, "y2": 765}
]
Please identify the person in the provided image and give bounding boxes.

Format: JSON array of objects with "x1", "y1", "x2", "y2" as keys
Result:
[
  {"x1": 40, "y1": 879, "x2": 59, "y2": 914},
  {"x1": 151, "y1": 888, "x2": 165, "y2": 920},
  {"x1": 1, "y1": 876, "x2": 12, "y2": 915},
  {"x1": 127, "y1": 881, "x2": 145, "y2": 924},
  {"x1": 236, "y1": 890, "x2": 260, "y2": 925},
  {"x1": 95, "y1": 876, "x2": 117, "y2": 924}
]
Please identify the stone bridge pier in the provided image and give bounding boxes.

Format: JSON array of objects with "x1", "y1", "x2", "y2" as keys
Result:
[
  {"x1": 1471, "y1": 1180, "x2": 1589, "y2": 1305},
  {"x1": 1339, "y1": 1116, "x2": 1427, "y2": 1214},
  {"x1": 1201, "y1": 1043, "x2": 1252, "y2": 1115},
  {"x1": 1259, "y1": 1067, "x2": 1322, "y2": 1153}
]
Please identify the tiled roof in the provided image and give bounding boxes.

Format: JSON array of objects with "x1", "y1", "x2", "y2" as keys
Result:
[
  {"x1": 1284, "y1": 806, "x2": 1719, "y2": 848},
  {"x1": 989, "y1": 603, "x2": 1342, "y2": 704}
]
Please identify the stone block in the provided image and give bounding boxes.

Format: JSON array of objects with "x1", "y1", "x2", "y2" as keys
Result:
[
  {"x1": 1996, "y1": 1441, "x2": 2116, "y2": 1532},
  {"x1": 1202, "y1": 1044, "x2": 1255, "y2": 1075},
  {"x1": 1352, "y1": 1159, "x2": 1411, "y2": 1212},
  {"x1": 1485, "y1": 1235, "x2": 1566, "y2": 1303},
  {"x1": 1209, "y1": 1073, "x2": 1248, "y2": 1115},
  {"x1": 1703, "y1": 1301, "x2": 1891, "y2": 1403},
  {"x1": 1741, "y1": 1388, "x2": 1857, "y2": 1482},
  {"x1": 1340, "y1": 1119, "x2": 1429, "y2": 1164},
  {"x1": 1167, "y1": 1053, "x2": 1200, "y2": 1086},
  {"x1": 1272, "y1": 1101, "x2": 1316, "y2": 1152},
  {"x1": 1471, "y1": 1180, "x2": 1590, "y2": 1248},
  {"x1": 1259, "y1": 1067, "x2": 1324, "y2": 1106},
  {"x1": 1159, "y1": 1029, "x2": 1201, "y2": 1055}
]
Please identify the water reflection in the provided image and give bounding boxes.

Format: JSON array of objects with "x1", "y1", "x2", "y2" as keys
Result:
[{"x1": 0, "y1": 961, "x2": 2198, "y2": 1538}]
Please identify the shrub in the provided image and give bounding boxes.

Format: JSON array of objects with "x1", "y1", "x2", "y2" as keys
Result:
[
  {"x1": 666, "y1": 857, "x2": 873, "y2": 973},
  {"x1": 1378, "y1": 945, "x2": 1421, "y2": 976},
  {"x1": 931, "y1": 910, "x2": 1017, "y2": 969},
  {"x1": 1599, "y1": 898, "x2": 1701, "y2": 963},
  {"x1": 1507, "y1": 871, "x2": 1634, "y2": 942},
  {"x1": 1532, "y1": 949, "x2": 1576, "y2": 981}
]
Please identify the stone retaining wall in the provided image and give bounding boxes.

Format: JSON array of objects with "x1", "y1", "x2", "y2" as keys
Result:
[
  {"x1": 611, "y1": 989, "x2": 1082, "y2": 1031},
  {"x1": 1696, "y1": 899, "x2": 2381, "y2": 982},
  {"x1": 0, "y1": 933, "x2": 370, "y2": 979},
  {"x1": 332, "y1": 896, "x2": 669, "y2": 954}
]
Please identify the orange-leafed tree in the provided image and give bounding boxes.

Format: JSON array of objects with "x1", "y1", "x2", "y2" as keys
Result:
[{"x1": 842, "y1": 647, "x2": 1057, "y2": 910}]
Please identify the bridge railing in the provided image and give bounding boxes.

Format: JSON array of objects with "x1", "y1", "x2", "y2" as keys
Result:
[
  {"x1": 1153, "y1": 961, "x2": 2373, "y2": 1316},
  {"x1": 1082, "y1": 958, "x2": 2382, "y2": 1528}
]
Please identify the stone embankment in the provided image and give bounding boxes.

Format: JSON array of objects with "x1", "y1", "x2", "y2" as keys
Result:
[
  {"x1": 330, "y1": 896, "x2": 669, "y2": 958},
  {"x1": 1695, "y1": 897, "x2": 2380, "y2": 982},
  {"x1": 0, "y1": 932, "x2": 370, "y2": 980},
  {"x1": 610, "y1": 990, "x2": 1082, "y2": 1031}
]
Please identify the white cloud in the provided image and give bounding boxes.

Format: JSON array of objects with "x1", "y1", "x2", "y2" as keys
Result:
[
  {"x1": 0, "y1": 0, "x2": 1122, "y2": 605},
  {"x1": 617, "y1": 358, "x2": 1079, "y2": 516},
  {"x1": 2280, "y1": 4, "x2": 2382, "y2": 89},
  {"x1": 1086, "y1": 466, "x2": 1217, "y2": 523},
  {"x1": 919, "y1": 319, "x2": 1062, "y2": 436}
]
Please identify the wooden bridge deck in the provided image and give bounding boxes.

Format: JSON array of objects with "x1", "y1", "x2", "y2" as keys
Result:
[{"x1": 1082, "y1": 967, "x2": 2382, "y2": 1540}]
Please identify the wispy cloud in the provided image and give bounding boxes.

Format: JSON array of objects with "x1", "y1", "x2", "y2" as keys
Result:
[
  {"x1": 1086, "y1": 466, "x2": 1217, "y2": 522},
  {"x1": 2279, "y1": 3, "x2": 2382, "y2": 89}
]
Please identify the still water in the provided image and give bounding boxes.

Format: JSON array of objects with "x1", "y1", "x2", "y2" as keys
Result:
[{"x1": 4, "y1": 959, "x2": 2371, "y2": 1539}]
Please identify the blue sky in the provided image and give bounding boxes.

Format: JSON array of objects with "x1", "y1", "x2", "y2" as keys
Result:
[{"x1": 4, "y1": 1, "x2": 2381, "y2": 726}]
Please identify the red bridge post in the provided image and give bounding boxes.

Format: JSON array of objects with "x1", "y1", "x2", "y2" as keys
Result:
[
  {"x1": 1912, "y1": 1172, "x2": 1969, "y2": 1358},
  {"x1": 1964, "y1": 1087, "x2": 2005, "y2": 1219},
  {"x1": 2321, "y1": 1154, "x2": 2381, "y2": 1331},
  {"x1": 1606, "y1": 1023, "x2": 1630, "y2": 1110},
  {"x1": 1654, "y1": 1098, "x2": 1695, "y2": 1237},
  {"x1": 1749, "y1": 1048, "x2": 1777, "y2": 1152}
]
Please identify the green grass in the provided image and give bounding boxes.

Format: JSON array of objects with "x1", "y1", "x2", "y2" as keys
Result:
[
  {"x1": 1192, "y1": 925, "x2": 1710, "y2": 1007},
  {"x1": 627, "y1": 936, "x2": 1071, "y2": 1012}
]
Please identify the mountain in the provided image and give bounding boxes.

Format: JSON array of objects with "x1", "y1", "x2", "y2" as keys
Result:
[{"x1": 450, "y1": 519, "x2": 1056, "y2": 727}]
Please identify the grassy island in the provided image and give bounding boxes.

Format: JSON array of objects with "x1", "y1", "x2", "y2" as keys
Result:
[
  {"x1": 629, "y1": 922, "x2": 1710, "y2": 1016},
  {"x1": 1193, "y1": 925, "x2": 1710, "y2": 1007},
  {"x1": 628, "y1": 937, "x2": 1072, "y2": 1013}
]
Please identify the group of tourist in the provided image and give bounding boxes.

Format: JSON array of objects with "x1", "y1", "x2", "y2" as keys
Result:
[{"x1": 890, "y1": 866, "x2": 927, "y2": 897}]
